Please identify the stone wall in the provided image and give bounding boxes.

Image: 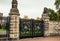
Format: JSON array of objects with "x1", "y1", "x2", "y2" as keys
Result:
[{"x1": 48, "y1": 21, "x2": 60, "y2": 36}]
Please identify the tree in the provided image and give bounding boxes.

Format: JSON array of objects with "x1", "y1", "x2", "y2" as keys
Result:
[
  {"x1": 47, "y1": 8, "x2": 57, "y2": 21},
  {"x1": 55, "y1": 0, "x2": 60, "y2": 9},
  {"x1": 55, "y1": 0, "x2": 60, "y2": 21}
]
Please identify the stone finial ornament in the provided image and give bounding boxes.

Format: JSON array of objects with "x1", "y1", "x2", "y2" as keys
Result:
[
  {"x1": 9, "y1": 0, "x2": 20, "y2": 15},
  {"x1": 43, "y1": 7, "x2": 48, "y2": 14},
  {"x1": 12, "y1": 0, "x2": 17, "y2": 8}
]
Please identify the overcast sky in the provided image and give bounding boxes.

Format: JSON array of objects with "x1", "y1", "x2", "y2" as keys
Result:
[{"x1": 0, "y1": 0, "x2": 56, "y2": 18}]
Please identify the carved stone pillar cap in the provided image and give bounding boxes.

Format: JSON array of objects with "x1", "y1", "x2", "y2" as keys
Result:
[
  {"x1": 43, "y1": 7, "x2": 48, "y2": 14},
  {"x1": 9, "y1": 12, "x2": 20, "y2": 15},
  {"x1": 10, "y1": 8, "x2": 19, "y2": 13}
]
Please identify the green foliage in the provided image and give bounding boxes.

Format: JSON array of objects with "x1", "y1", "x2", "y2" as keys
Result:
[
  {"x1": 55, "y1": 0, "x2": 60, "y2": 9},
  {"x1": 42, "y1": 7, "x2": 59, "y2": 21},
  {"x1": 48, "y1": 8, "x2": 57, "y2": 21},
  {"x1": 0, "y1": 22, "x2": 6, "y2": 30},
  {"x1": 43, "y1": 7, "x2": 60, "y2": 21},
  {"x1": 0, "y1": 28, "x2": 6, "y2": 31}
]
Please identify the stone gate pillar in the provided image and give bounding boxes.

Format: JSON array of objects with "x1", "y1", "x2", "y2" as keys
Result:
[
  {"x1": 9, "y1": 0, "x2": 20, "y2": 39},
  {"x1": 42, "y1": 7, "x2": 50, "y2": 36}
]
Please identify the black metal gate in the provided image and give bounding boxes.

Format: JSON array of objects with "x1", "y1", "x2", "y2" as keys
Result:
[
  {"x1": 32, "y1": 20, "x2": 44, "y2": 37},
  {"x1": 19, "y1": 19, "x2": 44, "y2": 38}
]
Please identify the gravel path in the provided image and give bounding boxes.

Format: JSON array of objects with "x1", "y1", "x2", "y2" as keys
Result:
[{"x1": 17, "y1": 36, "x2": 60, "y2": 41}]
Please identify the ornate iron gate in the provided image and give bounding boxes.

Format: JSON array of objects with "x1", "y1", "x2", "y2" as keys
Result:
[
  {"x1": 32, "y1": 20, "x2": 44, "y2": 37},
  {"x1": 19, "y1": 19, "x2": 44, "y2": 38},
  {"x1": 20, "y1": 19, "x2": 32, "y2": 38}
]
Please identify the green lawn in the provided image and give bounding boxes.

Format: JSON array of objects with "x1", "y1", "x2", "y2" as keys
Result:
[{"x1": 0, "y1": 29, "x2": 6, "y2": 31}]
